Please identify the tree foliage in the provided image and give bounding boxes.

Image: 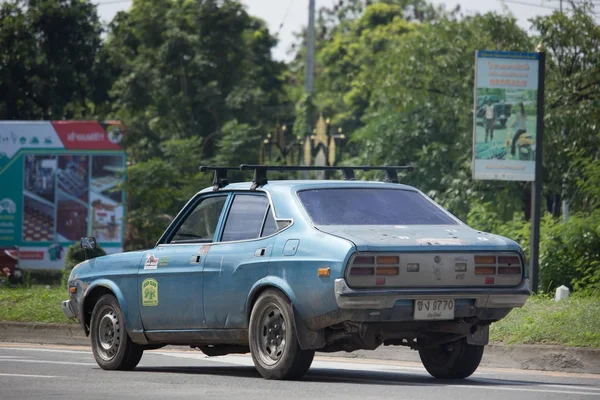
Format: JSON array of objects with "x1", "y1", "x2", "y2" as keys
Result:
[
  {"x1": 0, "y1": 0, "x2": 105, "y2": 119},
  {"x1": 100, "y1": 0, "x2": 288, "y2": 246}
]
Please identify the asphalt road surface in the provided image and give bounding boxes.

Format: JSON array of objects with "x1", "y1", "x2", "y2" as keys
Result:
[{"x1": 1, "y1": 343, "x2": 600, "y2": 400}]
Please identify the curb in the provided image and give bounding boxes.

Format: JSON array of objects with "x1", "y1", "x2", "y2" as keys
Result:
[{"x1": 1, "y1": 322, "x2": 599, "y2": 374}]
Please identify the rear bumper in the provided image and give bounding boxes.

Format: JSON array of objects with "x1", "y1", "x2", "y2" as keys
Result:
[
  {"x1": 334, "y1": 278, "x2": 531, "y2": 310},
  {"x1": 61, "y1": 300, "x2": 77, "y2": 319}
]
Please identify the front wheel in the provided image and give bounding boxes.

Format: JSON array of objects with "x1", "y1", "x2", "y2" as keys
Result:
[
  {"x1": 249, "y1": 289, "x2": 315, "y2": 380},
  {"x1": 90, "y1": 294, "x2": 144, "y2": 370},
  {"x1": 418, "y1": 339, "x2": 484, "y2": 379}
]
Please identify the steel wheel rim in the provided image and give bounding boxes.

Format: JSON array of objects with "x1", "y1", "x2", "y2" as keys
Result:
[
  {"x1": 96, "y1": 307, "x2": 120, "y2": 361},
  {"x1": 253, "y1": 303, "x2": 286, "y2": 366}
]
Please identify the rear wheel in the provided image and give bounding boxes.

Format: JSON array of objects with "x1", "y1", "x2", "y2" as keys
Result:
[
  {"x1": 249, "y1": 289, "x2": 314, "y2": 380},
  {"x1": 418, "y1": 338, "x2": 483, "y2": 379},
  {"x1": 90, "y1": 294, "x2": 143, "y2": 370}
]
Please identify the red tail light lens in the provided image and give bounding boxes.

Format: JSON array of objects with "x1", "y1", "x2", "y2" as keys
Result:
[
  {"x1": 353, "y1": 256, "x2": 375, "y2": 265},
  {"x1": 498, "y1": 256, "x2": 520, "y2": 265},
  {"x1": 498, "y1": 266, "x2": 521, "y2": 275},
  {"x1": 350, "y1": 267, "x2": 374, "y2": 276}
]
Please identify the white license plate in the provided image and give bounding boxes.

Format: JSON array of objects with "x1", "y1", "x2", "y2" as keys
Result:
[{"x1": 414, "y1": 299, "x2": 455, "y2": 320}]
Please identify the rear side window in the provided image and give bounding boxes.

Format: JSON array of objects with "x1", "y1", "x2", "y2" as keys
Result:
[
  {"x1": 221, "y1": 195, "x2": 269, "y2": 241},
  {"x1": 297, "y1": 188, "x2": 457, "y2": 225},
  {"x1": 261, "y1": 206, "x2": 278, "y2": 237}
]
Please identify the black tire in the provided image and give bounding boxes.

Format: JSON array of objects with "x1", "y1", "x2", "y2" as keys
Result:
[
  {"x1": 418, "y1": 338, "x2": 484, "y2": 379},
  {"x1": 90, "y1": 294, "x2": 143, "y2": 370},
  {"x1": 249, "y1": 289, "x2": 315, "y2": 380}
]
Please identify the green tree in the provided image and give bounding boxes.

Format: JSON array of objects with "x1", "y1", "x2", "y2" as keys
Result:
[
  {"x1": 531, "y1": 5, "x2": 600, "y2": 216},
  {"x1": 0, "y1": 0, "x2": 105, "y2": 119},
  {"x1": 103, "y1": 0, "x2": 287, "y2": 248}
]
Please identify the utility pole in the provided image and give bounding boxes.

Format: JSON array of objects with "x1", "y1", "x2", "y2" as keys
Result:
[
  {"x1": 305, "y1": 0, "x2": 315, "y2": 96},
  {"x1": 303, "y1": 0, "x2": 316, "y2": 177},
  {"x1": 530, "y1": 45, "x2": 546, "y2": 294}
]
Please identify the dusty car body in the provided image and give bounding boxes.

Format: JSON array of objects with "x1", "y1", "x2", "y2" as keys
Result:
[{"x1": 62, "y1": 165, "x2": 530, "y2": 380}]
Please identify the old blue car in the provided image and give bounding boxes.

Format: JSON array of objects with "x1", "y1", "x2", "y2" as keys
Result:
[{"x1": 61, "y1": 165, "x2": 530, "y2": 380}]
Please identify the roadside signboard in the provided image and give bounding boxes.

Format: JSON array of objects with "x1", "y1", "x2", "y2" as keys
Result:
[
  {"x1": 0, "y1": 121, "x2": 126, "y2": 270},
  {"x1": 473, "y1": 51, "x2": 540, "y2": 181}
]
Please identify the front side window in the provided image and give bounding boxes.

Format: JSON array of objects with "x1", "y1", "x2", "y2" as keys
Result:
[
  {"x1": 171, "y1": 196, "x2": 227, "y2": 243},
  {"x1": 221, "y1": 195, "x2": 269, "y2": 242},
  {"x1": 297, "y1": 188, "x2": 458, "y2": 225}
]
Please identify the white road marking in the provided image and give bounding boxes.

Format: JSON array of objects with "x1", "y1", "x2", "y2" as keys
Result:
[
  {"x1": 0, "y1": 347, "x2": 91, "y2": 355},
  {"x1": 453, "y1": 384, "x2": 600, "y2": 397},
  {"x1": 474, "y1": 378, "x2": 600, "y2": 392},
  {"x1": 0, "y1": 356, "x2": 25, "y2": 359},
  {"x1": 0, "y1": 359, "x2": 97, "y2": 366},
  {"x1": 0, "y1": 373, "x2": 61, "y2": 378}
]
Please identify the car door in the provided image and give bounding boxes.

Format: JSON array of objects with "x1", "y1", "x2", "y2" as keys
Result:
[
  {"x1": 203, "y1": 193, "x2": 280, "y2": 329},
  {"x1": 138, "y1": 194, "x2": 228, "y2": 331}
]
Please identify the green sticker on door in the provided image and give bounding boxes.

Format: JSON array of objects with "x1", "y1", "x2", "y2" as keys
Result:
[{"x1": 142, "y1": 278, "x2": 159, "y2": 307}]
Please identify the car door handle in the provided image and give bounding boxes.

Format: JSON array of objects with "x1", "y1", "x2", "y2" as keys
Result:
[
  {"x1": 190, "y1": 255, "x2": 201, "y2": 264},
  {"x1": 254, "y1": 248, "x2": 266, "y2": 257}
]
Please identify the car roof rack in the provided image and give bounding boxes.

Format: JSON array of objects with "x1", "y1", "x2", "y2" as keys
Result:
[
  {"x1": 199, "y1": 164, "x2": 415, "y2": 191},
  {"x1": 198, "y1": 166, "x2": 239, "y2": 191}
]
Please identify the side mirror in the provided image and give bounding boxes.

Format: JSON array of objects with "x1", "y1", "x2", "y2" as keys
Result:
[{"x1": 80, "y1": 237, "x2": 97, "y2": 250}]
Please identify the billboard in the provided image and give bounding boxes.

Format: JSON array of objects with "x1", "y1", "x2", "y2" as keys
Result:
[
  {"x1": 473, "y1": 51, "x2": 540, "y2": 181},
  {"x1": 0, "y1": 121, "x2": 126, "y2": 269}
]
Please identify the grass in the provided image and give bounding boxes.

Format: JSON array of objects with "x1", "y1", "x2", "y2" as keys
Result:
[
  {"x1": 490, "y1": 294, "x2": 600, "y2": 347},
  {"x1": 1, "y1": 287, "x2": 599, "y2": 347},
  {"x1": 0, "y1": 286, "x2": 76, "y2": 324}
]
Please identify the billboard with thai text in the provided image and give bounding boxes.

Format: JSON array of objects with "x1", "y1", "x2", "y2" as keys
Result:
[
  {"x1": 473, "y1": 51, "x2": 539, "y2": 181},
  {"x1": 0, "y1": 121, "x2": 126, "y2": 269}
]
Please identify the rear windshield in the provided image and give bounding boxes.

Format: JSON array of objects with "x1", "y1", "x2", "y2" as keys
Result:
[{"x1": 297, "y1": 188, "x2": 458, "y2": 225}]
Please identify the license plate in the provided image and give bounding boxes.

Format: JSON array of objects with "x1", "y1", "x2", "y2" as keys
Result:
[{"x1": 414, "y1": 299, "x2": 455, "y2": 320}]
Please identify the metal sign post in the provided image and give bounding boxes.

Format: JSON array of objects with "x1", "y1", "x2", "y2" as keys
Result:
[{"x1": 530, "y1": 47, "x2": 546, "y2": 294}]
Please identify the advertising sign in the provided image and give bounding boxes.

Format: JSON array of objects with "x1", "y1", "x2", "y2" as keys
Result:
[
  {"x1": 0, "y1": 121, "x2": 126, "y2": 269},
  {"x1": 473, "y1": 51, "x2": 540, "y2": 181}
]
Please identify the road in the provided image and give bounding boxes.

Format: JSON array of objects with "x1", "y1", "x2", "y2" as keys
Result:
[{"x1": 1, "y1": 343, "x2": 600, "y2": 399}]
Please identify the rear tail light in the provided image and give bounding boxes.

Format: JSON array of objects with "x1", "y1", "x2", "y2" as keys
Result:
[
  {"x1": 474, "y1": 255, "x2": 496, "y2": 264},
  {"x1": 350, "y1": 267, "x2": 374, "y2": 275},
  {"x1": 406, "y1": 263, "x2": 419, "y2": 272},
  {"x1": 377, "y1": 255, "x2": 399, "y2": 264},
  {"x1": 376, "y1": 266, "x2": 399, "y2": 275},
  {"x1": 475, "y1": 266, "x2": 496, "y2": 275},
  {"x1": 498, "y1": 256, "x2": 520, "y2": 265},
  {"x1": 353, "y1": 256, "x2": 375, "y2": 265},
  {"x1": 498, "y1": 266, "x2": 521, "y2": 275}
]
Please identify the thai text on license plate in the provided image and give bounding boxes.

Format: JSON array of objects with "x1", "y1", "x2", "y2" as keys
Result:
[{"x1": 414, "y1": 299, "x2": 455, "y2": 320}]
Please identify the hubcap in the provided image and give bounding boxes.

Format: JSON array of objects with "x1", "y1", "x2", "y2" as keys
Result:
[
  {"x1": 96, "y1": 309, "x2": 120, "y2": 361},
  {"x1": 255, "y1": 304, "x2": 286, "y2": 366}
]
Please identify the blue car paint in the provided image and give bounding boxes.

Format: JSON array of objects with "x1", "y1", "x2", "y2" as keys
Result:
[
  {"x1": 202, "y1": 237, "x2": 275, "y2": 328},
  {"x1": 66, "y1": 180, "x2": 526, "y2": 343},
  {"x1": 70, "y1": 250, "x2": 147, "y2": 334},
  {"x1": 138, "y1": 244, "x2": 207, "y2": 330}
]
